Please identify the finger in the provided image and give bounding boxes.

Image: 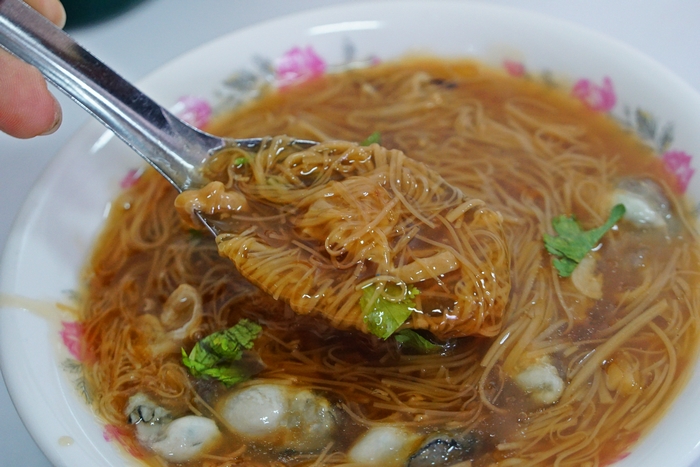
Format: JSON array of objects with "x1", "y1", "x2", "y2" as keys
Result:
[
  {"x1": 23, "y1": 0, "x2": 66, "y2": 28},
  {"x1": 0, "y1": 50, "x2": 62, "y2": 138}
]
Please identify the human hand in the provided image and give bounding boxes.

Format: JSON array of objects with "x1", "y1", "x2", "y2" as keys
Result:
[{"x1": 0, "y1": 0, "x2": 66, "y2": 138}]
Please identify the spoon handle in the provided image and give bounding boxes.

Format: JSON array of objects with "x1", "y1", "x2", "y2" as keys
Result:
[{"x1": 0, "y1": 0, "x2": 217, "y2": 189}]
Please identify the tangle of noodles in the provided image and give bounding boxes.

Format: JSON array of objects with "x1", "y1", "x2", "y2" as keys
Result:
[
  {"x1": 174, "y1": 138, "x2": 510, "y2": 338},
  {"x1": 77, "y1": 57, "x2": 700, "y2": 467}
]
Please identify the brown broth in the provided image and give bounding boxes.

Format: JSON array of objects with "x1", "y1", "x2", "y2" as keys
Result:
[{"x1": 79, "y1": 57, "x2": 700, "y2": 467}]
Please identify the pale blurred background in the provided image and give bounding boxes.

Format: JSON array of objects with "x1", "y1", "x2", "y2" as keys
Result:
[{"x1": 1, "y1": 1, "x2": 699, "y2": 465}]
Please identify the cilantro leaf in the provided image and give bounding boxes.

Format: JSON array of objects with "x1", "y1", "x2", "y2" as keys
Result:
[
  {"x1": 361, "y1": 284, "x2": 419, "y2": 339},
  {"x1": 544, "y1": 204, "x2": 625, "y2": 277},
  {"x1": 394, "y1": 329, "x2": 443, "y2": 353},
  {"x1": 360, "y1": 131, "x2": 381, "y2": 146},
  {"x1": 181, "y1": 319, "x2": 262, "y2": 387},
  {"x1": 192, "y1": 365, "x2": 251, "y2": 387}
]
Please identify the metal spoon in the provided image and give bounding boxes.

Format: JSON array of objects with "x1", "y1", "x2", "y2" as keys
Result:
[{"x1": 0, "y1": 0, "x2": 314, "y2": 196}]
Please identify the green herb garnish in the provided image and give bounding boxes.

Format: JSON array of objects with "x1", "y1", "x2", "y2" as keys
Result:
[
  {"x1": 181, "y1": 319, "x2": 262, "y2": 387},
  {"x1": 360, "y1": 131, "x2": 381, "y2": 146},
  {"x1": 544, "y1": 204, "x2": 626, "y2": 277},
  {"x1": 233, "y1": 156, "x2": 249, "y2": 166},
  {"x1": 394, "y1": 329, "x2": 443, "y2": 353},
  {"x1": 361, "y1": 284, "x2": 419, "y2": 339}
]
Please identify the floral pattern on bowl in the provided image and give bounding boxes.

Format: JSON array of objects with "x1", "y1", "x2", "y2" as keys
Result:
[
  {"x1": 503, "y1": 59, "x2": 695, "y2": 194},
  {"x1": 173, "y1": 40, "x2": 378, "y2": 126},
  {"x1": 175, "y1": 46, "x2": 698, "y2": 196}
]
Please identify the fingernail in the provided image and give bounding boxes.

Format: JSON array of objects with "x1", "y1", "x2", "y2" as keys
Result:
[
  {"x1": 55, "y1": 3, "x2": 67, "y2": 29},
  {"x1": 41, "y1": 96, "x2": 62, "y2": 136}
]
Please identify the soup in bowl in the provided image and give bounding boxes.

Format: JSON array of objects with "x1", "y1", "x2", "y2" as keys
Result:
[{"x1": 2, "y1": 2, "x2": 700, "y2": 466}]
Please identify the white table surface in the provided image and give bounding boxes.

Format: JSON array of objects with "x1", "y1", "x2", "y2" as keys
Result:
[{"x1": 1, "y1": 0, "x2": 699, "y2": 465}]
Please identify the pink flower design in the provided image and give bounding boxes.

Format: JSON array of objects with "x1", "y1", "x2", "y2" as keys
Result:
[
  {"x1": 503, "y1": 59, "x2": 525, "y2": 77},
  {"x1": 171, "y1": 96, "x2": 212, "y2": 128},
  {"x1": 663, "y1": 150, "x2": 695, "y2": 193},
  {"x1": 102, "y1": 424, "x2": 122, "y2": 443},
  {"x1": 275, "y1": 46, "x2": 327, "y2": 88},
  {"x1": 571, "y1": 76, "x2": 616, "y2": 112},
  {"x1": 60, "y1": 321, "x2": 83, "y2": 360},
  {"x1": 104, "y1": 424, "x2": 143, "y2": 458},
  {"x1": 119, "y1": 168, "x2": 142, "y2": 189}
]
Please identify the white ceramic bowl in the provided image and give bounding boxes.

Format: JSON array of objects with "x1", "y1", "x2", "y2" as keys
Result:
[{"x1": 2, "y1": 2, "x2": 700, "y2": 466}]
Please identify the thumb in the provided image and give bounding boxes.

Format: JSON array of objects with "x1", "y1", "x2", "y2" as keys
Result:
[{"x1": 0, "y1": 50, "x2": 62, "y2": 138}]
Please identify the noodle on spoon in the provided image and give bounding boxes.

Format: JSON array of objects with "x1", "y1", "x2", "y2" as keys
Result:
[{"x1": 175, "y1": 136, "x2": 511, "y2": 339}]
